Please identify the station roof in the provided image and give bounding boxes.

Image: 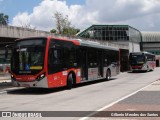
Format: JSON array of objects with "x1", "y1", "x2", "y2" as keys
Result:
[
  {"x1": 77, "y1": 24, "x2": 140, "y2": 37},
  {"x1": 141, "y1": 32, "x2": 160, "y2": 42}
]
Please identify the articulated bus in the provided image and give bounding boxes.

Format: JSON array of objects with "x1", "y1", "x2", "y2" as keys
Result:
[
  {"x1": 10, "y1": 37, "x2": 120, "y2": 89},
  {"x1": 129, "y1": 52, "x2": 156, "y2": 72}
]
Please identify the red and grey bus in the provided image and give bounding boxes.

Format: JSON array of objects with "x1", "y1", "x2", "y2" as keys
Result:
[
  {"x1": 10, "y1": 37, "x2": 120, "y2": 89},
  {"x1": 129, "y1": 52, "x2": 156, "y2": 72}
]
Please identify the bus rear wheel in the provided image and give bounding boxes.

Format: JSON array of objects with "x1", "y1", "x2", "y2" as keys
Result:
[
  {"x1": 67, "y1": 74, "x2": 73, "y2": 89},
  {"x1": 106, "y1": 69, "x2": 111, "y2": 81}
]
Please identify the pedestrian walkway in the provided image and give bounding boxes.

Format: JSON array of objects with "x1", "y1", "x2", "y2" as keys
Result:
[
  {"x1": 88, "y1": 79, "x2": 160, "y2": 120},
  {"x1": 0, "y1": 74, "x2": 11, "y2": 83},
  {"x1": 0, "y1": 74, "x2": 12, "y2": 91}
]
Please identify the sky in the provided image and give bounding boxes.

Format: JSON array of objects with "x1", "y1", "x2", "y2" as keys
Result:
[{"x1": 0, "y1": 0, "x2": 160, "y2": 32}]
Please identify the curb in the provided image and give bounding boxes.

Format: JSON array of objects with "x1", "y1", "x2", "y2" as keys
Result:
[
  {"x1": 0, "y1": 87, "x2": 22, "y2": 95},
  {"x1": 0, "y1": 90, "x2": 8, "y2": 95}
]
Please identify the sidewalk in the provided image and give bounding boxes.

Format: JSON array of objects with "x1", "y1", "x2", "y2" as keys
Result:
[
  {"x1": 0, "y1": 74, "x2": 11, "y2": 83},
  {"x1": 0, "y1": 74, "x2": 12, "y2": 90},
  {"x1": 90, "y1": 79, "x2": 160, "y2": 120}
]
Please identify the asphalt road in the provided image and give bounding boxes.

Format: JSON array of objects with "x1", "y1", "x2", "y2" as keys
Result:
[{"x1": 0, "y1": 68, "x2": 160, "y2": 120}]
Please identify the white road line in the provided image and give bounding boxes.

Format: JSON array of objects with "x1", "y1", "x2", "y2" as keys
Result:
[{"x1": 79, "y1": 80, "x2": 157, "y2": 120}]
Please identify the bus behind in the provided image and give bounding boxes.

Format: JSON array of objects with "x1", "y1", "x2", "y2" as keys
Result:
[{"x1": 129, "y1": 52, "x2": 156, "y2": 72}]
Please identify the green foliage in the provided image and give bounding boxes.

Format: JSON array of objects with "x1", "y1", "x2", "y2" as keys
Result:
[
  {"x1": 0, "y1": 13, "x2": 9, "y2": 25},
  {"x1": 63, "y1": 27, "x2": 80, "y2": 36},
  {"x1": 52, "y1": 12, "x2": 80, "y2": 36},
  {"x1": 50, "y1": 29, "x2": 57, "y2": 33}
]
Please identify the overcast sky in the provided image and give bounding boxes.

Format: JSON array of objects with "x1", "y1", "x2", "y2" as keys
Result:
[{"x1": 1, "y1": 0, "x2": 160, "y2": 32}]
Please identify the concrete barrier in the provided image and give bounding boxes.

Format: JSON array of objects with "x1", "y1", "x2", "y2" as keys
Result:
[{"x1": 0, "y1": 25, "x2": 54, "y2": 38}]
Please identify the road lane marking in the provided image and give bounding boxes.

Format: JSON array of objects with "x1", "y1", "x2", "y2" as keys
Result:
[{"x1": 79, "y1": 80, "x2": 157, "y2": 120}]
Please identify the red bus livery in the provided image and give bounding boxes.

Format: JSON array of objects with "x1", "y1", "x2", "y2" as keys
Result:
[
  {"x1": 129, "y1": 52, "x2": 156, "y2": 72},
  {"x1": 11, "y1": 37, "x2": 120, "y2": 89}
]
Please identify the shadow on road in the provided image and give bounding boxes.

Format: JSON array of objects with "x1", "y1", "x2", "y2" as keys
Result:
[
  {"x1": 7, "y1": 87, "x2": 66, "y2": 95},
  {"x1": 75, "y1": 78, "x2": 117, "y2": 88},
  {"x1": 6, "y1": 78, "x2": 117, "y2": 95}
]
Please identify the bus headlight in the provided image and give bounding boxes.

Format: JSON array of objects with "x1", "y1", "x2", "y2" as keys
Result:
[
  {"x1": 37, "y1": 73, "x2": 45, "y2": 81},
  {"x1": 40, "y1": 74, "x2": 45, "y2": 78}
]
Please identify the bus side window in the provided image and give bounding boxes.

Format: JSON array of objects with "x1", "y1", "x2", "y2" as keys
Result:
[
  {"x1": 103, "y1": 52, "x2": 112, "y2": 66},
  {"x1": 103, "y1": 52, "x2": 108, "y2": 66},
  {"x1": 48, "y1": 49, "x2": 53, "y2": 65},
  {"x1": 48, "y1": 40, "x2": 63, "y2": 74},
  {"x1": 53, "y1": 49, "x2": 61, "y2": 64},
  {"x1": 88, "y1": 49, "x2": 98, "y2": 68},
  {"x1": 48, "y1": 48, "x2": 55, "y2": 74},
  {"x1": 48, "y1": 48, "x2": 63, "y2": 74}
]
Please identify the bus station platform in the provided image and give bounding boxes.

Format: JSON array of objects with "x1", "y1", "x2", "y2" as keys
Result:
[
  {"x1": 0, "y1": 74, "x2": 11, "y2": 82},
  {"x1": 90, "y1": 79, "x2": 160, "y2": 120},
  {"x1": 0, "y1": 74, "x2": 12, "y2": 90}
]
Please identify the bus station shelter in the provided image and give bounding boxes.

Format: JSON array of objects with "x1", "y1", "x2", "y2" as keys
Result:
[{"x1": 77, "y1": 25, "x2": 142, "y2": 71}]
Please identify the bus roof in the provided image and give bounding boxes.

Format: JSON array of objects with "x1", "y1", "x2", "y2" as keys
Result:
[
  {"x1": 49, "y1": 37, "x2": 119, "y2": 51},
  {"x1": 15, "y1": 36, "x2": 119, "y2": 51},
  {"x1": 130, "y1": 51, "x2": 155, "y2": 56},
  {"x1": 76, "y1": 39, "x2": 118, "y2": 51}
]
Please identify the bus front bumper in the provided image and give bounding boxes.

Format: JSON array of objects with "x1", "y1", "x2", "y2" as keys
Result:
[
  {"x1": 131, "y1": 65, "x2": 147, "y2": 71},
  {"x1": 12, "y1": 77, "x2": 48, "y2": 88}
]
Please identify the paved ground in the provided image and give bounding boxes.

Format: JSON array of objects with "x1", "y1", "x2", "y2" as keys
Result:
[
  {"x1": 0, "y1": 69, "x2": 160, "y2": 120},
  {"x1": 0, "y1": 74, "x2": 12, "y2": 91},
  {"x1": 88, "y1": 79, "x2": 160, "y2": 120},
  {"x1": 0, "y1": 74, "x2": 11, "y2": 81}
]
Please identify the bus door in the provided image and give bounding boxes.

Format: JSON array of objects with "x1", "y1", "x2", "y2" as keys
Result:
[
  {"x1": 110, "y1": 51, "x2": 119, "y2": 76},
  {"x1": 98, "y1": 51, "x2": 103, "y2": 78},
  {"x1": 81, "y1": 48, "x2": 88, "y2": 81}
]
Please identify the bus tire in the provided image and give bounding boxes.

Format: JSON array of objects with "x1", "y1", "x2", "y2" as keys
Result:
[
  {"x1": 67, "y1": 74, "x2": 73, "y2": 89},
  {"x1": 106, "y1": 69, "x2": 111, "y2": 81}
]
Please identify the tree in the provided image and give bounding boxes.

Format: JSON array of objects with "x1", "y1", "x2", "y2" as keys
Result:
[
  {"x1": 63, "y1": 27, "x2": 80, "y2": 36},
  {"x1": 53, "y1": 11, "x2": 80, "y2": 36},
  {"x1": 50, "y1": 29, "x2": 57, "y2": 33},
  {"x1": 0, "y1": 13, "x2": 9, "y2": 25}
]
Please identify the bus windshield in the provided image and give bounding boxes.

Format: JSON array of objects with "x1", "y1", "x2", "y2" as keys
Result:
[
  {"x1": 11, "y1": 39, "x2": 46, "y2": 75},
  {"x1": 129, "y1": 54, "x2": 145, "y2": 65}
]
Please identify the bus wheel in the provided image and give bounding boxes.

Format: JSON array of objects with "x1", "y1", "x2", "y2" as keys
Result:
[
  {"x1": 106, "y1": 69, "x2": 111, "y2": 81},
  {"x1": 67, "y1": 74, "x2": 73, "y2": 89}
]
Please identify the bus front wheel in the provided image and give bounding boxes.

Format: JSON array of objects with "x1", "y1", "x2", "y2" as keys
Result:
[{"x1": 67, "y1": 74, "x2": 73, "y2": 89}]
